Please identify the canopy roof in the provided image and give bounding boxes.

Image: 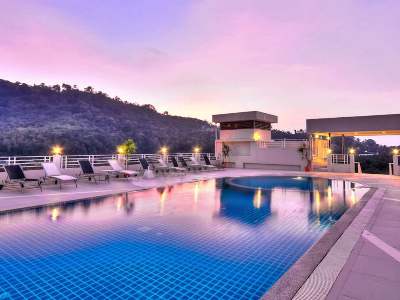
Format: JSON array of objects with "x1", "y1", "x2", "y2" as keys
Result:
[
  {"x1": 306, "y1": 114, "x2": 400, "y2": 136},
  {"x1": 212, "y1": 111, "x2": 278, "y2": 124}
]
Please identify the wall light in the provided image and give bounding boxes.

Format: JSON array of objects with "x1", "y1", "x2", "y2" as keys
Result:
[
  {"x1": 253, "y1": 132, "x2": 261, "y2": 141},
  {"x1": 160, "y1": 146, "x2": 168, "y2": 155},
  {"x1": 349, "y1": 148, "x2": 356, "y2": 155},
  {"x1": 393, "y1": 149, "x2": 399, "y2": 155},
  {"x1": 193, "y1": 146, "x2": 201, "y2": 153},
  {"x1": 117, "y1": 145, "x2": 125, "y2": 155},
  {"x1": 51, "y1": 145, "x2": 63, "y2": 155}
]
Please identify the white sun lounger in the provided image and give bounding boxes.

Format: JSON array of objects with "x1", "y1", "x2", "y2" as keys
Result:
[
  {"x1": 105, "y1": 159, "x2": 139, "y2": 177},
  {"x1": 42, "y1": 162, "x2": 78, "y2": 189},
  {"x1": 190, "y1": 157, "x2": 206, "y2": 171}
]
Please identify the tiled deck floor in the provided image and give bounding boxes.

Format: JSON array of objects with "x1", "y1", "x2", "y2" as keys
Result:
[
  {"x1": 1, "y1": 169, "x2": 399, "y2": 300},
  {"x1": 326, "y1": 187, "x2": 400, "y2": 300}
]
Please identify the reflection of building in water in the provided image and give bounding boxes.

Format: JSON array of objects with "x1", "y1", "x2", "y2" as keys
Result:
[
  {"x1": 308, "y1": 178, "x2": 357, "y2": 227},
  {"x1": 218, "y1": 186, "x2": 272, "y2": 226}
]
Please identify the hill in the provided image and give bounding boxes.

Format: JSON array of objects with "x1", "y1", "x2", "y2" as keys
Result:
[{"x1": 0, "y1": 79, "x2": 215, "y2": 155}]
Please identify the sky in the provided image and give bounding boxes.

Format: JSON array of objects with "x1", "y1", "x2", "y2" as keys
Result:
[{"x1": 1, "y1": 0, "x2": 399, "y2": 145}]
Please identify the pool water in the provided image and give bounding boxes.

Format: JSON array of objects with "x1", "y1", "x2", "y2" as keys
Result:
[{"x1": 0, "y1": 176, "x2": 368, "y2": 299}]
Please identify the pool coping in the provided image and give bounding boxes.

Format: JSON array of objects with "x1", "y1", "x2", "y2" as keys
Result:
[
  {"x1": 0, "y1": 178, "x2": 205, "y2": 215},
  {"x1": 262, "y1": 186, "x2": 379, "y2": 300}
]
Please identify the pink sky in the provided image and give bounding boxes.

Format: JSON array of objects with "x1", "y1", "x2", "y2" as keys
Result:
[{"x1": 1, "y1": 0, "x2": 399, "y2": 144}]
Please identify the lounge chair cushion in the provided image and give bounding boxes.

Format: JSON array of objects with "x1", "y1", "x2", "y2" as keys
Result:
[
  {"x1": 139, "y1": 158, "x2": 150, "y2": 170},
  {"x1": 51, "y1": 175, "x2": 77, "y2": 181},
  {"x1": 4, "y1": 165, "x2": 26, "y2": 180},
  {"x1": 190, "y1": 157, "x2": 201, "y2": 166},
  {"x1": 108, "y1": 159, "x2": 124, "y2": 171},
  {"x1": 42, "y1": 162, "x2": 62, "y2": 176},
  {"x1": 158, "y1": 159, "x2": 168, "y2": 167},
  {"x1": 120, "y1": 170, "x2": 139, "y2": 176},
  {"x1": 79, "y1": 160, "x2": 95, "y2": 174}
]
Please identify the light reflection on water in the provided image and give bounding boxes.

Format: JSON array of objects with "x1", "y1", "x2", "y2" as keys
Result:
[{"x1": 0, "y1": 176, "x2": 369, "y2": 300}]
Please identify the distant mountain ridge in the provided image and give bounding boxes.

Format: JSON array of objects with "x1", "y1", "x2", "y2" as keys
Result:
[{"x1": 0, "y1": 79, "x2": 215, "y2": 155}]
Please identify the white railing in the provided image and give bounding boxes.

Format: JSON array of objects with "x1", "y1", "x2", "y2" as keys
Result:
[
  {"x1": 61, "y1": 154, "x2": 118, "y2": 168},
  {"x1": 0, "y1": 156, "x2": 53, "y2": 170},
  {"x1": 330, "y1": 154, "x2": 350, "y2": 164},
  {"x1": 0, "y1": 153, "x2": 216, "y2": 170},
  {"x1": 257, "y1": 139, "x2": 307, "y2": 149}
]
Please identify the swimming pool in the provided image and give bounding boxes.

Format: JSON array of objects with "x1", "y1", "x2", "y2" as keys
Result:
[{"x1": 0, "y1": 176, "x2": 368, "y2": 299}]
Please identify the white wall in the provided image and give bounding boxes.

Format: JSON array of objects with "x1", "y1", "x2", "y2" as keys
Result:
[
  {"x1": 220, "y1": 128, "x2": 271, "y2": 141},
  {"x1": 216, "y1": 140, "x2": 307, "y2": 171},
  {"x1": 327, "y1": 154, "x2": 355, "y2": 173}
]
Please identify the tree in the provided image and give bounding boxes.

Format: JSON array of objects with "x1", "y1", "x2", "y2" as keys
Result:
[
  {"x1": 62, "y1": 84, "x2": 72, "y2": 91},
  {"x1": 84, "y1": 86, "x2": 94, "y2": 93},
  {"x1": 142, "y1": 104, "x2": 156, "y2": 111},
  {"x1": 117, "y1": 139, "x2": 137, "y2": 155},
  {"x1": 117, "y1": 139, "x2": 137, "y2": 169},
  {"x1": 52, "y1": 85, "x2": 61, "y2": 92}
]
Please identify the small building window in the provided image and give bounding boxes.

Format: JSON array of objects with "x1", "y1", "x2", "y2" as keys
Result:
[{"x1": 220, "y1": 120, "x2": 271, "y2": 130}]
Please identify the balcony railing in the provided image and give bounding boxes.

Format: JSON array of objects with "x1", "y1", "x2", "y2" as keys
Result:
[
  {"x1": 257, "y1": 139, "x2": 307, "y2": 149},
  {"x1": 330, "y1": 154, "x2": 351, "y2": 164}
]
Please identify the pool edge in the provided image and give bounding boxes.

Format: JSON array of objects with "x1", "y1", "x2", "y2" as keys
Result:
[{"x1": 262, "y1": 186, "x2": 379, "y2": 300}]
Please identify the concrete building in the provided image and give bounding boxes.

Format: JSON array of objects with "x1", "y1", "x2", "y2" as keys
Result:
[{"x1": 213, "y1": 111, "x2": 308, "y2": 171}]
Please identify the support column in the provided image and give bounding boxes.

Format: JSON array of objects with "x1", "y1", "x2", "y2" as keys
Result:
[
  {"x1": 53, "y1": 154, "x2": 62, "y2": 169},
  {"x1": 349, "y1": 154, "x2": 355, "y2": 173},
  {"x1": 394, "y1": 155, "x2": 399, "y2": 176}
]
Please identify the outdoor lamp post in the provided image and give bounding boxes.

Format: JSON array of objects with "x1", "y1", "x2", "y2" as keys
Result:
[
  {"x1": 193, "y1": 146, "x2": 201, "y2": 160},
  {"x1": 51, "y1": 145, "x2": 63, "y2": 167},
  {"x1": 160, "y1": 146, "x2": 168, "y2": 162}
]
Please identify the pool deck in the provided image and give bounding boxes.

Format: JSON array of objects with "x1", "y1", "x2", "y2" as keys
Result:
[{"x1": 1, "y1": 169, "x2": 399, "y2": 300}]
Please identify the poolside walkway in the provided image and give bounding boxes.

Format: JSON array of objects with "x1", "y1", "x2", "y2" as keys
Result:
[
  {"x1": 1, "y1": 169, "x2": 399, "y2": 300},
  {"x1": 326, "y1": 186, "x2": 400, "y2": 300}
]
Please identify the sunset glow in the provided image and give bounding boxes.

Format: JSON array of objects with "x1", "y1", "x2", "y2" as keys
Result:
[{"x1": 1, "y1": 0, "x2": 399, "y2": 139}]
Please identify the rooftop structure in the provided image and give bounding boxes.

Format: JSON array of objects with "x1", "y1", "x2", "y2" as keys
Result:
[
  {"x1": 306, "y1": 113, "x2": 400, "y2": 136},
  {"x1": 306, "y1": 113, "x2": 400, "y2": 173},
  {"x1": 212, "y1": 111, "x2": 278, "y2": 124},
  {"x1": 213, "y1": 111, "x2": 307, "y2": 170}
]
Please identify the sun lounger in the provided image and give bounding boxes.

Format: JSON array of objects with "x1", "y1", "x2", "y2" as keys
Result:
[
  {"x1": 158, "y1": 158, "x2": 185, "y2": 174},
  {"x1": 178, "y1": 156, "x2": 199, "y2": 171},
  {"x1": 42, "y1": 162, "x2": 78, "y2": 189},
  {"x1": 78, "y1": 160, "x2": 109, "y2": 183},
  {"x1": 3, "y1": 165, "x2": 42, "y2": 192},
  {"x1": 139, "y1": 158, "x2": 151, "y2": 172},
  {"x1": 202, "y1": 154, "x2": 219, "y2": 170},
  {"x1": 170, "y1": 157, "x2": 187, "y2": 173},
  {"x1": 189, "y1": 157, "x2": 206, "y2": 171},
  {"x1": 104, "y1": 159, "x2": 139, "y2": 178}
]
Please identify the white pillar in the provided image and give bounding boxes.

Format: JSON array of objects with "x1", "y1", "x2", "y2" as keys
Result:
[
  {"x1": 349, "y1": 154, "x2": 355, "y2": 173},
  {"x1": 394, "y1": 155, "x2": 399, "y2": 176},
  {"x1": 53, "y1": 154, "x2": 62, "y2": 168}
]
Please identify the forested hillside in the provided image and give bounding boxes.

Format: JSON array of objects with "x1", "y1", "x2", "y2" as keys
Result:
[{"x1": 0, "y1": 80, "x2": 215, "y2": 155}]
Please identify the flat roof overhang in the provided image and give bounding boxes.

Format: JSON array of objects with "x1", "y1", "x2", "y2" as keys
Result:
[
  {"x1": 306, "y1": 114, "x2": 400, "y2": 136},
  {"x1": 212, "y1": 111, "x2": 278, "y2": 124}
]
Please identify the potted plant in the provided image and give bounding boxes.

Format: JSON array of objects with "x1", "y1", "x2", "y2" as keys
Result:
[
  {"x1": 117, "y1": 139, "x2": 137, "y2": 169},
  {"x1": 222, "y1": 143, "x2": 230, "y2": 167},
  {"x1": 298, "y1": 143, "x2": 312, "y2": 171}
]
